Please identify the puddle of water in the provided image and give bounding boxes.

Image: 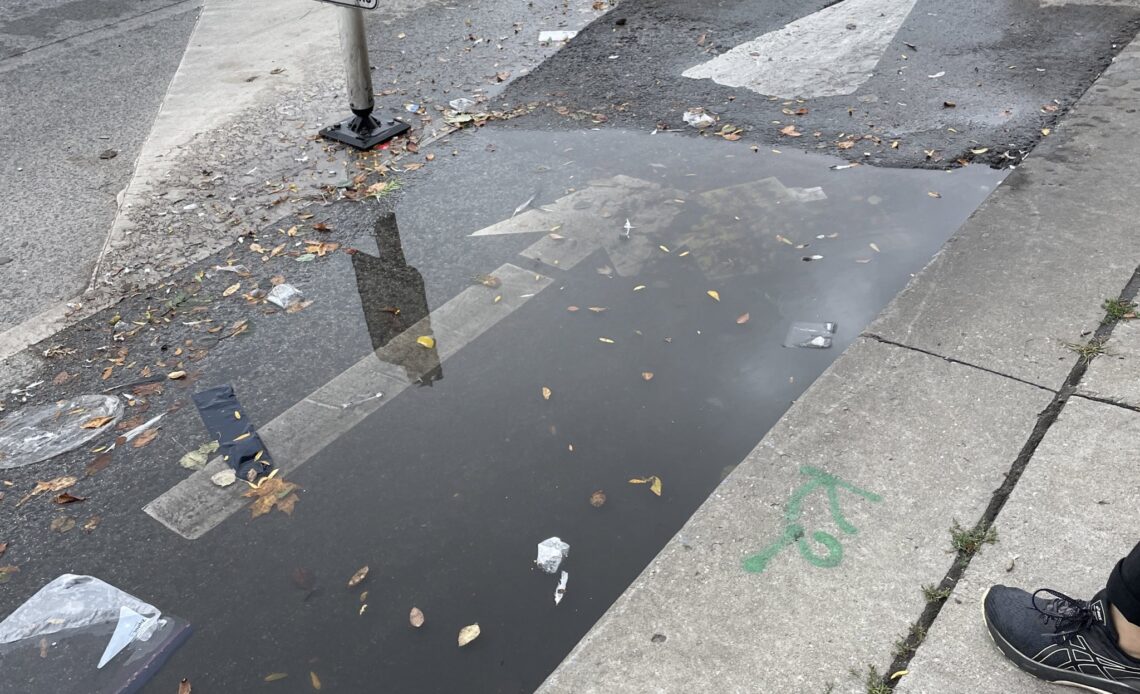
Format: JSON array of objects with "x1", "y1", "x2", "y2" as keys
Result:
[{"x1": 136, "y1": 129, "x2": 1004, "y2": 693}]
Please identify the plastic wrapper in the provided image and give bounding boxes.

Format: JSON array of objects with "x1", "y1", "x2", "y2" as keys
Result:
[{"x1": 0, "y1": 575, "x2": 191, "y2": 694}]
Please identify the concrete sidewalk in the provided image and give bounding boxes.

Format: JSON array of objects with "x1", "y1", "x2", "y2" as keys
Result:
[{"x1": 538, "y1": 37, "x2": 1140, "y2": 694}]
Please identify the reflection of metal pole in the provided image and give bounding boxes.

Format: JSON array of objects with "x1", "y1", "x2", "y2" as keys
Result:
[{"x1": 320, "y1": 6, "x2": 410, "y2": 149}]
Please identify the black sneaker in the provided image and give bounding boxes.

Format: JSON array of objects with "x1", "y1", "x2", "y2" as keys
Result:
[{"x1": 984, "y1": 586, "x2": 1140, "y2": 693}]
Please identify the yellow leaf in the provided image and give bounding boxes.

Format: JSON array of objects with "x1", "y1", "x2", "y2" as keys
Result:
[
  {"x1": 493, "y1": 295, "x2": 502, "y2": 304},
  {"x1": 598, "y1": 337, "x2": 615, "y2": 344},
  {"x1": 458, "y1": 623, "x2": 481, "y2": 647},
  {"x1": 707, "y1": 290, "x2": 720, "y2": 302},
  {"x1": 81, "y1": 416, "x2": 113, "y2": 429},
  {"x1": 678, "y1": 250, "x2": 691, "y2": 257},
  {"x1": 890, "y1": 670, "x2": 909, "y2": 680},
  {"x1": 416, "y1": 336, "x2": 435, "y2": 349},
  {"x1": 542, "y1": 387, "x2": 552, "y2": 400},
  {"x1": 628, "y1": 477, "x2": 648, "y2": 484},
  {"x1": 223, "y1": 283, "x2": 240, "y2": 297},
  {"x1": 348, "y1": 565, "x2": 369, "y2": 587},
  {"x1": 310, "y1": 671, "x2": 321, "y2": 690},
  {"x1": 650, "y1": 477, "x2": 662, "y2": 496},
  {"x1": 264, "y1": 673, "x2": 288, "y2": 682},
  {"x1": 410, "y1": 607, "x2": 425, "y2": 627},
  {"x1": 1041, "y1": 128, "x2": 1050, "y2": 136}
]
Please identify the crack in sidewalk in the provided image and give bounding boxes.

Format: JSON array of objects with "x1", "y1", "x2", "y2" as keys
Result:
[{"x1": 876, "y1": 263, "x2": 1140, "y2": 690}]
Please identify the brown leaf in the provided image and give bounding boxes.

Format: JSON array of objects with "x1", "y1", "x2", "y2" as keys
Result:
[
  {"x1": 101, "y1": 366, "x2": 113, "y2": 381},
  {"x1": 736, "y1": 312, "x2": 751, "y2": 325},
  {"x1": 83, "y1": 516, "x2": 101, "y2": 533},
  {"x1": 541, "y1": 386, "x2": 552, "y2": 401},
  {"x1": 132, "y1": 382, "x2": 163, "y2": 397},
  {"x1": 0, "y1": 542, "x2": 7, "y2": 558},
  {"x1": 52, "y1": 371, "x2": 72, "y2": 386},
  {"x1": 312, "y1": 222, "x2": 332, "y2": 232},
  {"x1": 178, "y1": 679, "x2": 192, "y2": 694},
  {"x1": 779, "y1": 124, "x2": 802, "y2": 137},
  {"x1": 132, "y1": 428, "x2": 160, "y2": 448},
  {"x1": 276, "y1": 493, "x2": 299, "y2": 515},
  {"x1": 17, "y1": 476, "x2": 78, "y2": 507},
  {"x1": 50, "y1": 516, "x2": 76, "y2": 533},
  {"x1": 589, "y1": 490, "x2": 606, "y2": 507},
  {"x1": 310, "y1": 671, "x2": 321, "y2": 690},
  {"x1": 81, "y1": 416, "x2": 114, "y2": 429},
  {"x1": 410, "y1": 607, "x2": 425, "y2": 627},
  {"x1": 836, "y1": 140, "x2": 856, "y2": 150},
  {"x1": 264, "y1": 673, "x2": 288, "y2": 682},
  {"x1": 116, "y1": 415, "x2": 145, "y2": 431},
  {"x1": 86, "y1": 452, "x2": 112, "y2": 477},
  {"x1": 53, "y1": 493, "x2": 86, "y2": 504},
  {"x1": 348, "y1": 565, "x2": 369, "y2": 588}
]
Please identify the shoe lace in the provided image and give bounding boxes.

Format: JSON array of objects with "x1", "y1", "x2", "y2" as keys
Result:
[{"x1": 1032, "y1": 589, "x2": 1095, "y2": 639}]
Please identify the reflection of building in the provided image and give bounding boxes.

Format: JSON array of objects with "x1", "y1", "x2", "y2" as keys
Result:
[{"x1": 351, "y1": 213, "x2": 443, "y2": 386}]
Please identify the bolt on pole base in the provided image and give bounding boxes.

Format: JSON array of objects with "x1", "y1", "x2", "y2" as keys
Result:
[{"x1": 320, "y1": 113, "x2": 410, "y2": 150}]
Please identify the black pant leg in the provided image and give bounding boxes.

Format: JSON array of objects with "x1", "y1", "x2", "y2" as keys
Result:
[{"x1": 1107, "y1": 541, "x2": 1140, "y2": 625}]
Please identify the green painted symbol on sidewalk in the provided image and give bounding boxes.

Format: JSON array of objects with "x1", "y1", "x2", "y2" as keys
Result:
[{"x1": 743, "y1": 466, "x2": 882, "y2": 574}]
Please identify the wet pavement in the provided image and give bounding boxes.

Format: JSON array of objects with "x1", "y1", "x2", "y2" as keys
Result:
[{"x1": 0, "y1": 126, "x2": 1004, "y2": 693}]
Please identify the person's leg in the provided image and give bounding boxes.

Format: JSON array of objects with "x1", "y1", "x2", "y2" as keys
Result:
[{"x1": 1108, "y1": 541, "x2": 1140, "y2": 659}]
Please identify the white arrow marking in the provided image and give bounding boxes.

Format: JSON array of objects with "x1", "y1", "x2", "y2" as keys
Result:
[{"x1": 682, "y1": 0, "x2": 918, "y2": 99}]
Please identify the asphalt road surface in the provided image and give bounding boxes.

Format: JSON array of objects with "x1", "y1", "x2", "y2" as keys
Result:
[{"x1": 1, "y1": 0, "x2": 1138, "y2": 692}]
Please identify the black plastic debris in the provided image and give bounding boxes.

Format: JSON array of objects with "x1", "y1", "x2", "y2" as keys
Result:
[{"x1": 192, "y1": 385, "x2": 273, "y2": 482}]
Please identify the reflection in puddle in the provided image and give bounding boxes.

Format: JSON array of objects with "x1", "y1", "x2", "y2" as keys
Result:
[{"x1": 142, "y1": 129, "x2": 1006, "y2": 694}]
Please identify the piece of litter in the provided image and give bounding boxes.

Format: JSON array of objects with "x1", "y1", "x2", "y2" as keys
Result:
[
  {"x1": 554, "y1": 571, "x2": 568, "y2": 605},
  {"x1": 536, "y1": 537, "x2": 570, "y2": 574},
  {"x1": 784, "y1": 321, "x2": 837, "y2": 349},
  {"x1": 512, "y1": 193, "x2": 536, "y2": 218},
  {"x1": 449, "y1": 97, "x2": 477, "y2": 113},
  {"x1": 211, "y1": 469, "x2": 237, "y2": 487},
  {"x1": 683, "y1": 109, "x2": 715, "y2": 128},
  {"x1": 267, "y1": 284, "x2": 303, "y2": 309},
  {"x1": 539, "y1": 30, "x2": 577, "y2": 42}
]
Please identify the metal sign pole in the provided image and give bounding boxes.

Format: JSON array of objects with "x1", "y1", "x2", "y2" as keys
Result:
[{"x1": 320, "y1": 5, "x2": 409, "y2": 149}]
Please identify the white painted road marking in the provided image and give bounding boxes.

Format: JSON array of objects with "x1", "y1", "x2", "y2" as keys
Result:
[
  {"x1": 144, "y1": 263, "x2": 551, "y2": 539},
  {"x1": 682, "y1": 0, "x2": 918, "y2": 99}
]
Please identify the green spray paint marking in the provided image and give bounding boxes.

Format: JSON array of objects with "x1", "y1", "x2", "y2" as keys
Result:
[{"x1": 743, "y1": 466, "x2": 882, "y2": 574}]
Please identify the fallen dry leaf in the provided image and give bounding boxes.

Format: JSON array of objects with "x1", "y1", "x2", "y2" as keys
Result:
[
  {"x1": 779, "y1": 125, "x2": 802, "y2": 137},
  {"x1": 83, "y1": 516, "x2": 101, "y2": 533},
  {"x1": 264, "y1": 673, "x2": 288, "y2": 682},
  {"x1": 707, "y1": 290, "x2": 720, "y2": 302},
  {"x1": 629, "y1": 476, "x2": 663, "y2": 496},
  {"x1": 598, "y1": 337, "x2": 615, "y2": 344},
  {"x1": 81, "y1": 416, "x2": 113, "y2": 429},
  {"x1": 588, "y1": 307, "x2": 607, "y2": 313},
  {"x1": 132, "y1": 428, "x2": 159, "y2": 449},
  {"x1": 541, "y1": 386, "x2": 552, "y2": 401},
  {"x1": 1041, "y1": 128, "x2": 1051, "y2": 136},
  {"x1": 86, "y1": 452, "x2": 112, "y2": 477},
  {"x1": 590, "y1": 490, "x2": 606, "y2": 507},
  {"x1": 458, "y1": 623, "x2": 481, "y2": 647},
  {"x1": 223, "y1": 283, "x2": 241, "y2": 297},
  {"x1": 101, "y1": 366, "x2": 113, "y2": 381},
  {"x1": 53, "y1": 493, "x2": 86, "y2": 505},
  {"x1": 0, "y1": 566, "x2": 19, "y2": 584},
  {"x1": 736, "y1": 313, "x2": 750, "y2": 325},
  {"x1": 243, "y1": 476, "x2": 300, "y2": 518},
  {"x1": 410, "y1": 607, "x2": 425, "y2": 627},
  {"x1": 416, "y1": 336, "x2": 436, "y2": 349},
  {"x1": 348, "y1": 565, "x2": 369, "y2": 588},
  {"x1": 310, "y1": 671, "x2": 321, "y2": 690},
  {"x1": 52, "y1": 371, "x2": 72, "y2": 386},
  {"x1": 18, "y1": 476, "x2": 77, "y2": 507},
  {"x1": 836, "y1": 140, "x2": 856, "y2": 150},
  {"x1": 641, "y1": 372, "x2": 654, "y2": 381},
  {"x1": 50, "y1": 516, "x2": 76, "y2": 533},
  {"x1": 179, "y1": 679, "x2": 192, "y2": 694}
]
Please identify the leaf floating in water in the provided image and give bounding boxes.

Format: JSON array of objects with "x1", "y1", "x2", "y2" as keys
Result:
[
  {"x1": 589, "y1": 490, "x2": 606, "y2": 507},
  {"x1": 416, "y1": 336, "x2": 435, "y2": 349},
  {"x1": 348, "y1": 565, "x2": 369, "y2": 588},
  {"x1": 410, "y1": 607, "x2": 425, "y2": 628},
  {"x1": 541, "y1": 387, "x2": 552, "y2": 401},
  {"x1": 629, "y1": 476, "x2": 663, "y2": 496},
  {"x1": 736, "y1": 313, "x2": 750, "y2": 325},
  {"x1": 707, "y1": 290, "x2": 720, "y2": 302},
  {"x1": 458, "y1": 624, "x2": 481, "y2": 647},
  {"x1": 264, "y1": 673, "x2": 288, "y2": 682},
  {"x1": 310, "y1": 671, "x2": 321, "y2": 690}
]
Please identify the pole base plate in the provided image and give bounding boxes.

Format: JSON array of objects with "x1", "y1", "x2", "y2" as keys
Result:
[{"x1": 320, "y1": 114, "x2": 410, "y2": 150}]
